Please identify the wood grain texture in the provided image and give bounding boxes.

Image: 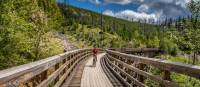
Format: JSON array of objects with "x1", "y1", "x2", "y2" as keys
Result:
[
  {"x1": 106, "y1": 49, "x2": 200, "y2": 87},
  {"x1": 107, "y1": 54, "x2": 179, "y2": 87},
  {"x1": 106, "y1": 50, "x2": 200, "y2": 79},
  {"x1": 61, "y1": 56, "x2": 89, "y2": 87},
  {"x1": 81, "y1": 53, "x2": 113, "y2": 87},
  {"x1": 0, "y1": 49, "x2": 91, "y2": 87}
]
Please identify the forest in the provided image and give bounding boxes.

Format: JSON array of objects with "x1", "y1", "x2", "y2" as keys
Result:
[
  {"x1": 58, "y1": 1, "x2": 200, "y2": 65},
  {"x1": 0, "y1": 0, "x2": 200, "y2": 86},
  {"x1": 0, "y1": 0, "x2": 200, "y2": 70}
]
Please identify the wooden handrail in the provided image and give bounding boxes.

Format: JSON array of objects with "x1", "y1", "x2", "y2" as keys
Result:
[
  {"x1": 108, "y1": 48, "x2": 164, "y2": 53},
  {"x1": 0, "y1": 49, "x2": 92, "y2": 87},
  {"x1": 106, "y1": 49, "x2": 200, "y2": 87}
]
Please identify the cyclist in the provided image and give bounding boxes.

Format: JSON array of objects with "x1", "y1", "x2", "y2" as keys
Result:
[{"x1": 92, "y1": 48, "x2": 99, "y2": 67}]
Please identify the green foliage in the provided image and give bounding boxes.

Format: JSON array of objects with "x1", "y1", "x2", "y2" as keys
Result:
[
  {"x1": 0, "y1": 0, "x2": 200, "y2": 86},
  {"x1": 188, "y1": 0, "x2": 200, "y2": 18},
  {"x1": 143, "y1": 54, "x2": 200, "y2": 87},
  {"x1": 171, "y1": 72, "x2": 200, "y2": 87},
  {"x1": 0, "y1": 0, "x2": 63, "y2": 69},
  {"x1": 159, "y1": 37, "x2": 179, "y2": 55},
  {"x1": 158, "y1": 55, "x2": 200, "y2": 87},
  {"x1": 64, "y1": 24, "x2": 126, "y2": 48}
]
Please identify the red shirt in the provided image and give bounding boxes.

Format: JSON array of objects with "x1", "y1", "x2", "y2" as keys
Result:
[{"x1": 92, "y1": 48, "x2": 99, "y2": 55}]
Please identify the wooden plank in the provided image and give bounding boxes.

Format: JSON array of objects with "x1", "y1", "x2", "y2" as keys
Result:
[
  {"x1": 105, "y1": 56, "x2": 146, "y2": 87},
  {"x1": 101, "y1": 56, "x2": 125, "y2": 87},
  {"x1": 104, "y1": 57, "x2": 130, "y2": 87},
  {"x1": 106, "y1": 50, "x2": 200, "y2": 79},
  {"x1": 0, "y1": 49, "x2": 90, "y2": 87},
  {"x1": 38, "y1": 54, "x2": 88, "y2": 87},
  {"x1": 107, "y1": 54, "x2": 179, "y2": 87},
  {"x1": 108, "y1": 48, "x2": 163, "y2": 53},
  {"x1": 81, "y1": 53, "x2": 113, "y2": 87},
  {"x1": 0, "y1": 50, "x2": 75, "y2": 84},
  {"x1": 61, "y1": 55, "x2": 89, "y2": 87},
  {"x1": 54, "y1": 54, "x2": 89, "y2": 87},
  {"x1": 102, "y1": 57, "x2": 128, "y2": 87}
]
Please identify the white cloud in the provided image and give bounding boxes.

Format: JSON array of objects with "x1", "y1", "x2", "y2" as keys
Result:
[
  {"x1": 85, "y1": 0, "x2": 191, "y2": 19},
  {"x1": 103, "y1": 9, "x2": 163, "y2": 23},
  {"x1": 137, "y1": 4, "x2": 149, "y2": 13},
  {"x1": 104, "y1": 0, "x2": 133, "y2": 5},
  {"x1": 175, "y1": 0, "x2": 190, "y2": 8},
  {"x1": 79, "y1": 0, "x2": 101, "y2": 4},
  {"x1": 89, "y1": 0, "x2": 101, "y2": 5},
  {"x1": 103, "y1": 0, "x2": 189, "y2": 5},
  {"x1": 103, "y1": 10, "x2": 115, "y2": 16}
]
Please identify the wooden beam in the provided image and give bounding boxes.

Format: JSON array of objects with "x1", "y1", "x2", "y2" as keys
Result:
[
  {"x1": 106, "y1": 50, "x2": 200, "y2": 79},
  {"x1": 107, "y1": 54, "x2": 179, "y2": 87},
  {"x1": 0, "y1": 49, "x2": 91, "y2": 87}
]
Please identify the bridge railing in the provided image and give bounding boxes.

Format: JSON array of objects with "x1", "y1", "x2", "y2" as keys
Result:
[
  {"x1": 109, "y1": 48, "x2": 164, "y2": 53},
  {"x1": 0, "y1": 49, "x2": 91, "y2": 87},
  {"x1": 105, "y1": 49, "x2": 200, "y2": 87},
  {"x1": 109, "y1": 48, "x2": 164, "y2": 58}
]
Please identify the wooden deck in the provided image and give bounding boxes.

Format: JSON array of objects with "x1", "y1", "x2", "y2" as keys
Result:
[
  {"x1": 61, "y1": 57, "x2": 88, "y2": 87},
  {"x1": 61, "y1": 53, "x2": 113, "y2": 87},
  {"x1": 81, "y1": 53, "x2": 113, "y2": 87}
]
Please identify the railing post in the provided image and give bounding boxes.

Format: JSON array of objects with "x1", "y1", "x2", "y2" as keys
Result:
[
  {"x1": 160, "y1": 70, "x2": 171, "y2": 87},
  {"x1": 55, "y1": 63, "x2": 60, "y2": 83},
  {"x1": 32, "y1": 78, "x2": 37, "y2": 87},
  {"x1": 138, "y1": 63, "x2": 145, "y2": 83},
  {"x1": 163, "y1": 70, "x2": 171, "y2": 81},
  {"x1": 41, "y1": 70, "x2": 48, "y2": 81}
]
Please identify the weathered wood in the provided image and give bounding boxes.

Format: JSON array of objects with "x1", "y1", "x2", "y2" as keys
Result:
[
  {"x1": 55, "y1": 63, "x2": 60, "y2": 83},
  {"x1": 106, "y1": 50, "x2": 200, "y2": 79},
  {"x1": 105, "y1": 56, "x2": 146, "y2": 87},
  {"x1": 2, "y1": 48, "x2": 200, "y2": 87},
  {"x1": 37, "y1": 54, "x2": 86, "y2": 87},
  {"x1": 163, "y1": 70, "x2": 171, "y2": 81},
  {"x1": 81, "y1": 53, "x2": 113, "y2": 87},
  {"x1": 160, "y1": 70, "x2": 172, "y2": 87},
  {"x1": 55, "y1": 54, "x2": 89, "y2": 87},
  {"x1": 107, "y1": 54, "x2": 179, "y2": 87},
  {"x1": 61, "y1": 54, "x2": 89, "y2": 87},
  {"x1": 101, "y1": 55, "x2": 125, "y2": 87},
  {"x1": 37, "y1": 61, "x2": 70, "y2": 87},
  {"x1": 106, "y1": 49, "x2": 200, "y2": 87},
  {"x1": 108, "y1": 48, "x2": 164, "y2": 54},
  {"x1": 138, "y1": 63, "x2": 145, "y2": 83},
  {"x1": 0, "y1": 49, "x2": 92, "y2": 87}
]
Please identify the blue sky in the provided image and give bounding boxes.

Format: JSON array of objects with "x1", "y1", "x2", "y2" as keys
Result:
[
  {"x1": 57, "y1": 0, "x2": 191, "y2": 22},
  {"x1": 57, "y1": 0, "x2": 139, "y2": 13}
]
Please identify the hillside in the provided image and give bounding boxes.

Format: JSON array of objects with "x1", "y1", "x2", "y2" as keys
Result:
[
  {"x1": 58, "y1": 3, "x2": 161, "y2": 47},
  {"x1": 58, "y1": 3, "x2": 178, "y2": 53},
  {"x1": 58, "y1": 2, "x2": 200, "y2": 66},
  {"x1": 0, "y1": 0, "x2": 200, "y2": 69}
]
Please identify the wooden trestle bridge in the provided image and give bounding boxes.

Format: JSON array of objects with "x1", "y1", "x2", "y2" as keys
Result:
[{"x1": 0, "y1": 48, "x2": 200, "y2": 87}]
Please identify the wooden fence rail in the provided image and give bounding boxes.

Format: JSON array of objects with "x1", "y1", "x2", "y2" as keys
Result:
[
  {"x1": 105, "y1": 49, "x2": 200, "y2": 87},
  {"x1": 0, "y1": 49, "x2": 91, "y2": 87},
  {"x1": 109, "y1": 48, "x2": 164, "y2": 53}
]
